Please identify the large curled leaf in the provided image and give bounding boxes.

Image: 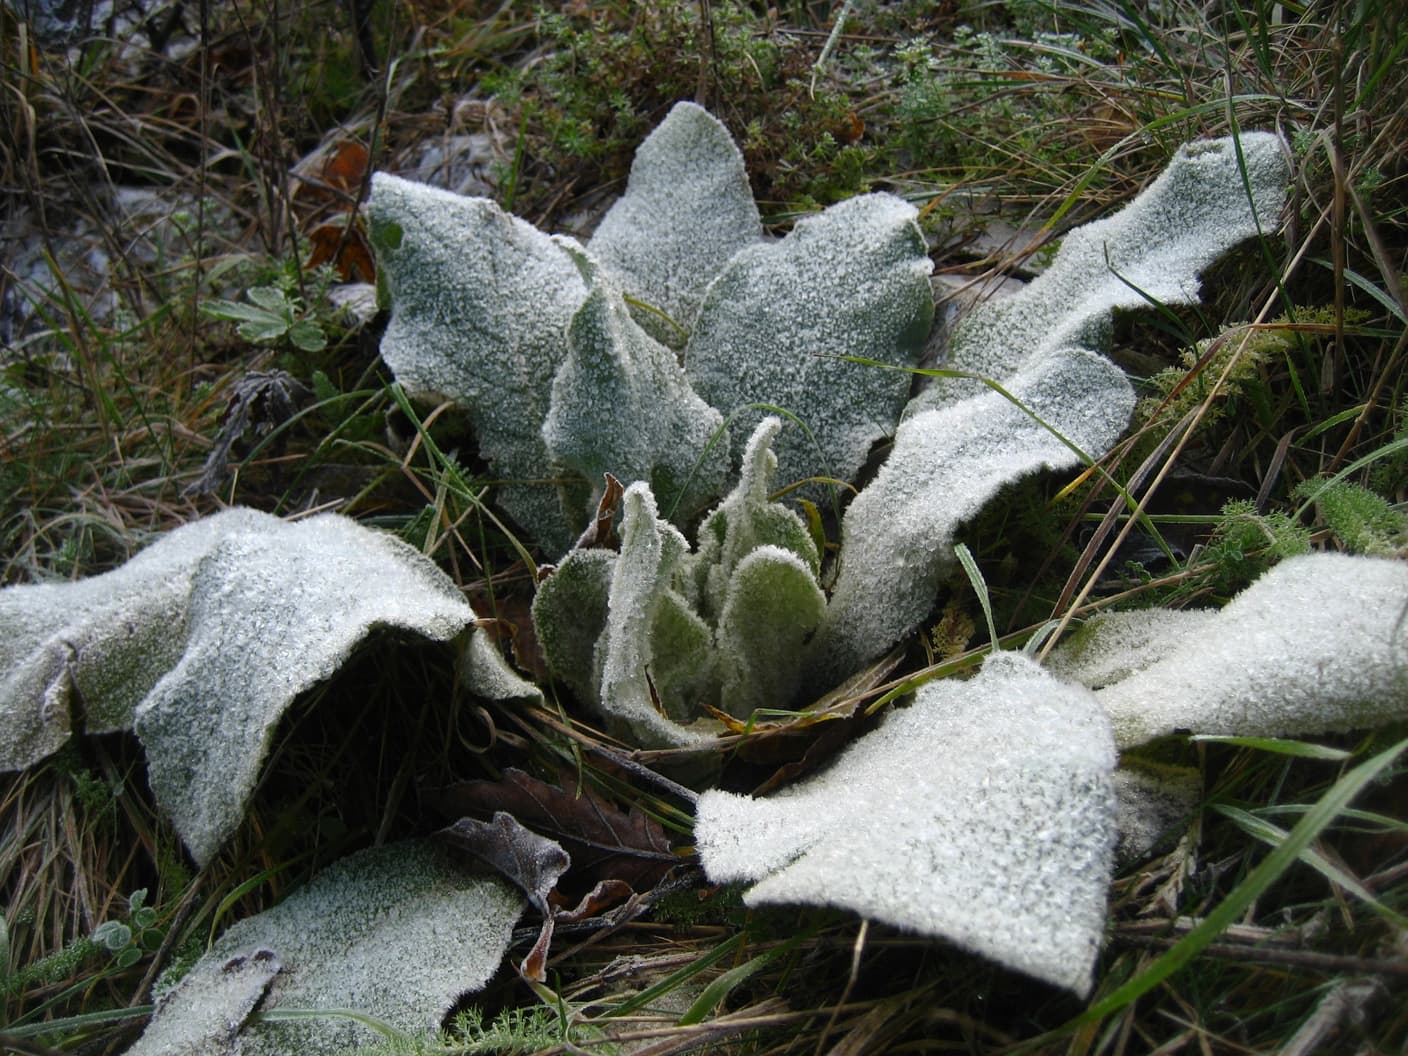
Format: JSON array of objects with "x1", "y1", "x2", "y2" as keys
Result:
[
  {"x1": 808, "y1": 345, "x2": 1134, "y2": 689},
  {"x1": 369, "y1": 174, "x2": 588, "y2": 551},
  {"x1": 0, "y1": 508, "x2": 533, "y2": 865},
  {"x1": 1054, "y1": 553, "x2": 1408, "y2": 748},
  {"x1": 543, "y1": 243, "x2": 730, "y2": 524},
  {"x1": 587, "y1": 100, "x2": 763, "y2": 343},
  {"x1": 695, "y1": 652, "x2": 1118, "y2": 995},
  {"x1": 127, "y1": 840, "x2": 525, "y2": 1056},
  {"x1": 686, "y1": 192, "x2": 934, "y2": 492},
  {"x1": 911, "y1": 132, "x2": 1290, "y2": 413},
  {"x1": 1, "y1": 507, "x2": 270, "y2": 770},
  {"x1": 806, "y1": 132, "x2": 1289, "y2": 688}
]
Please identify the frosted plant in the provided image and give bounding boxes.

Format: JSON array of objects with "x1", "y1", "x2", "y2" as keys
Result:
[
  {"x1": 0, "y1": 508, "x2": 538, "y2": 865},
  {"x1": 370, "y1": 101, "x2": 933, "y2": 548},
  {"x1": 528, "y1": 121, "x2": 1292, "y2": 744},
  {"x1": 531, "y1": 421, "x2": 828, "y2": 744},
  {"x1": 695, "y1": 553, "x2": 1408, "y2": 990}
]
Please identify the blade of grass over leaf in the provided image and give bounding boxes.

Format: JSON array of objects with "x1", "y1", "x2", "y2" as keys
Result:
[
  {"x1": 1212, "y1": 804, "x2": 1408, "y2": 930},
  {"x1": 1042, "y1": 736, "x2": 1408, "y2": 1043},
  {"x1": 953, "y1": 543, "x2": 998, "y2": 652},
  {"x1": 1190, "y1": 736, "x2": 1354, "y2": 761}
]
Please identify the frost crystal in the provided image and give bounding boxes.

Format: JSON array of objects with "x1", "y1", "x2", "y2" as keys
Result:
[{"x1": 696, "y1": 652, "x2": 1118, "y2": 995}]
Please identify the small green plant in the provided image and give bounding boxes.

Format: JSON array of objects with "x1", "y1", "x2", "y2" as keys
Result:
[
  {"x1": 92, "y1": 889, "x2": 164, "y2": 971},
  {"x1": 354, "y1": 1005, "x2": 570, "y2": 1056},
  {"x1": 1202, "y1": 499, "x2": 1312, "y2": 595},
  {"x1": 201, "y1": 284, "x2": 329, "y2": 353}
]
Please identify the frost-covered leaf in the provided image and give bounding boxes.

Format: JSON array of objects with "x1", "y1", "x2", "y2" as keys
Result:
[
  {"x1": 1, "y1": 508, "x2": 268, "y2": 771},
  {"x1": 696, "y1": 652, "x2": 1117, "y2": 995},
  {"x1": 0, "y1": 508, "x2": 527, "y2": 866},
  {"x1": 911, "y1": 132, "x2": 1289, "y2": 413},
  {"x1": 588, "y1": 101, "x2": 762, "y2": 344},
  {"x1": 805, "y1": 133, "x2": 1288, "y2": 688},
  {"x1": 369, "y1": 174, "x2": 587, "y2": 551},
  {"x1": 128, "y1": 840, "x2": 525, "y2": 1056},
  {"x1": 808, "y1": 346, "x2": 1134, "y2": 689},
  {"x1": 1045, "y1": 607, "x2": 1217, "y2": 690},
  {"x1": 596, "y1": 484, "x2": 713, "y2": 746},
  {"x1": 686, "y1": 192, "x2": 933, "y2": 492},
  {"x1": 438, "y1": 813, "x2": 571, "y2": 982},
  {"x1": 432, "y1": 768, "x2": 677, "y2": 890},
  {"x1": 1067, "y1": 554, "x2": 1408, "y2": 747},
  {"x1": 543, "y1": 243, "x2": 730, "y2": 525},
  {"x1": 716, "y1": 546, "x2": 827, "y2": 719},
  {"x1": 126, "y1": 948, "x2": 280, "y2": 1056},
  {"x1": 1109, "y1": 760, "x2": 1199, "y2": 867},
  {"x1": 1112, "y1": 762, "x2": 1203, "y2": 862},
  {"x1": 685, "y1": 417, "x2": 819, "y2": 623},
  {"x1": 531, "y1": 548, "x2": 617, "y2": 708},
  {"x1": 439, "y1": 813, "x2": 570, "y2": 915}
]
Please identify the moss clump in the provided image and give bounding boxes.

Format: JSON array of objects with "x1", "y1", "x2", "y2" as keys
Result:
[
  {"x1": 1296, "y1": 478, "x2": 1408, "y2": 556},
  {"x1": 1201, "y1": 499, "x2": 1311, "y2": 596}
]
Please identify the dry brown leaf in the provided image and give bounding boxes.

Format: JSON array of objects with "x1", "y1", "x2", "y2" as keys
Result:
[{"x1": 432, "y1": 768, "x2": 676, "y2": 891}]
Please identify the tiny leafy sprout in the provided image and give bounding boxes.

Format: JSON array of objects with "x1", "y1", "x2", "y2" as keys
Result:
[
  {"x1": 91, "y1": 889, "x2": 163, "y2": 968},
  {"x1": 200, "y1": 285, "x2": 329, "y2": 353}
]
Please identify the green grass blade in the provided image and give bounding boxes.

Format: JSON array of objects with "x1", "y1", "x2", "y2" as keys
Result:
[
  {"x1": 954, "y1": 542, "x2": 998, "y2": 652},
  {"x1": 678, "y1": 941, "x2": 794, "y2": 1025},
  {"x1": 1047, "y1": 736, "x2": 1408, "y2": 1040},
  {"x1": 604, "y1": 932, "x2": 748, "y2": 1019},
  {"x1": 1190, "y1": 735, "x2": 1353, "y2": 761},
  {"x1": 1213, "y1": 803, "x2": 1408, "y2": 929}
]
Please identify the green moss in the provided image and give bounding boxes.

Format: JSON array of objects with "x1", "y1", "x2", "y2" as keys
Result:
[
  {"x1": 1295, "y1": 477, "x2": 1407, "y2": 556},
  {"x1": 1201, "y1": 499, "x2": 1311, "y2": 596}
]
